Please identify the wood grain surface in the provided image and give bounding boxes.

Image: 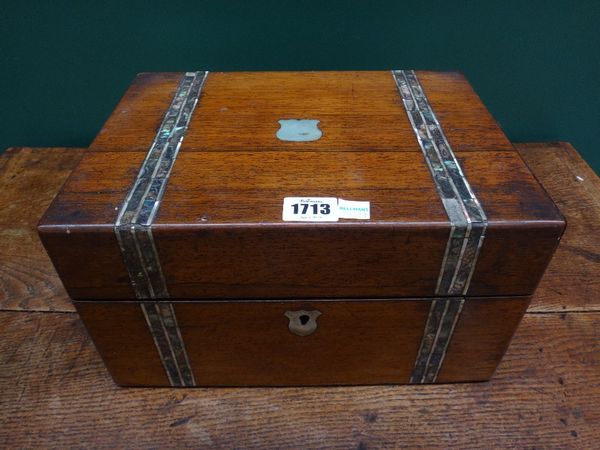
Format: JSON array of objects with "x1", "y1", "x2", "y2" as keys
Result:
[
  {"x1": 39, "y1": 144, "x2": 566, "y2": 299},
  {"x1": 0, "y1": 148, "x2": 82, "y2": 312},
  {"x1": 1, "y1": 143, "x2": 599, "y2": 448},
  {"x1": 38, "y1": 71, "x2": 565, "y2": 300},
  {"x1": 519, "y1": 142, "x2": 600, "y2": 312},
  {"x1": 0, "y1": 310, "x2": 597, "y2": 449},
  {"x1": 3, "y1": 143, "x2": 595, "y2": 312},
  {"x1": 75, "y1": 297, "x2": 529, "y2": 386},
  {"x1": 88, "y1": 71, "x2": 513, "y2": 154},
  {"x1": 38, "y1": 151, "x2": 564, "y2": 298}
]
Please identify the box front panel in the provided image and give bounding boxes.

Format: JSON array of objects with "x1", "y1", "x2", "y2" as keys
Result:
[{"x1": 75, "y1": 297, "x2": 529, "y2": 387}]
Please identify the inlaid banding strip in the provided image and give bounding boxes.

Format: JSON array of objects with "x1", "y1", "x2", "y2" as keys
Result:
[
  {"x1": 141, "y1": 302, "x2": 196, "y2": 387},
  {"x1": 393, "y1": 70, "x2": 487, "y2": 296},
  {"x1": 116, "y1": 71, "x2": 207, "y2": 386},
  {"x1": 393, "y1": 70, "x2": 488, "y2": 383},
  {"x1": 115, "y1": 71, "x2": 208, "y2": 299},
  {"x1": 410, "y1": 298, "x2": 464, "y2": 383}
]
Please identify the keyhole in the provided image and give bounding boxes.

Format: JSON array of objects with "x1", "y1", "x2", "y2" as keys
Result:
[
  {"x1": 284, "y1": 310, "x2": 321, "y2": 336},
  {"x1": 299, "y1": 314, "x2": 310, "y2": 326}
]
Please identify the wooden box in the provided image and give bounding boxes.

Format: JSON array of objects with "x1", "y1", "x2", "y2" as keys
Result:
[{"x1": 38, "y1": 71, "x2": 565, "y2": 386}]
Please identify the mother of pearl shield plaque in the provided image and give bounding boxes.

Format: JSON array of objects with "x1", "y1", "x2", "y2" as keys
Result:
[{"x1": 102, "y1": 71, "x2": 506, "y2": 386}]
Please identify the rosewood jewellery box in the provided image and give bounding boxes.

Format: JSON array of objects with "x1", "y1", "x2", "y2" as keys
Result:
[{"x1": 38, "y1": 70, "x2": 565, "y2": 387}]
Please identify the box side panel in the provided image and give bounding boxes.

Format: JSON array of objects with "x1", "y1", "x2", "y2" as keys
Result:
[
  {"x1": 437, "y1": 296, "x2": 531, "y2": 382},
  {"x1": 75, "y1": 301, "x2": 170, "y2": 386},
  {"x1": 455, "y1": 149, "x2": 565, "y2": 296},
  {"x1": 38, "y1": 226, "x2": 134, "y2": 299},
  {"x1": 469, "y1": 224, "x2": 563, "y2": 296}
]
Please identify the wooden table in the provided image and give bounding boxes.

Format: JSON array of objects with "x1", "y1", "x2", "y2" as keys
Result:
[{"x1": 1, "y1": 143, "x2": 598, "y2": 449}]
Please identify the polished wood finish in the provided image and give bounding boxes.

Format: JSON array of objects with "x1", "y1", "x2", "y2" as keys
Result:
[
  {"x1": 4, "y1": 143, "x2": 591, "y2": 313},
  {"x1": 76, "y1": 301, "x2": 169, "y2": 385},
  {"x1": 75, "y1": 296, "x2": 529, "y2": 386},
  {"x1": 77, "y1": 299, "x2": 427, "y2": 386},
  {"x1": 2, "y1": 308, "x2": 598, "y2": 448},
  {"x1": 88, "y1": 71, "x2": 513, "y2": 154},
  {"x1": 37, "y1": 71, "x2": 564, "y2": 300},
  {"x1": 1, "y1": 143, "x2": 598, "y2": 447},
  {"x1": 437, "y1": 296, "x2": 530, "y2": 382}
]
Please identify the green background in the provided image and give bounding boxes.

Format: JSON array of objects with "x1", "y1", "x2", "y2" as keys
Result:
[{"x1": 1, "y1": 1, "x2": 599, "y2": 173}]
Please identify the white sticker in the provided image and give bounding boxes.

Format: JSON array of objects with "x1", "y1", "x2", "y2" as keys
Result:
[
  {"x1": 338, "y1": 198, "x2": 371, "y2": 219},
  {"x1": 282, "y1": 197, "x2": 339, "y2": 222},
  {"x1": 282, "y1": 197, "x2": 371, "y2": 222}
]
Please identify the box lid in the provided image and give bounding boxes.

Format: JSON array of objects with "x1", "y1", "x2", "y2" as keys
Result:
[{"x1": 38, "y1": 71, "x2": 565, "y2": 300}]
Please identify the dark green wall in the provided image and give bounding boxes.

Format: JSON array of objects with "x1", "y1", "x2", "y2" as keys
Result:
[{"x1": 2, "y1": 1, "x2": 599, "y2": 173}]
